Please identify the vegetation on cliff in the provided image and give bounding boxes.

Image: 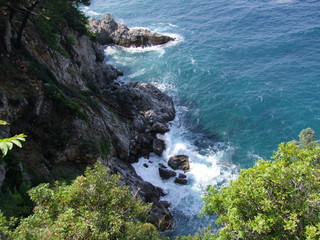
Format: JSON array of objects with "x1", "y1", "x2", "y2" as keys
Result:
[
  {"x1": 181, "y1": 128, "x2": 320, "y2": 240},
  {"x1": 0, "y1": 162, "x2": 167, "y2": 240},
  {"x1": 1, "y1": 0, "x2": 92, "y2": 51}
]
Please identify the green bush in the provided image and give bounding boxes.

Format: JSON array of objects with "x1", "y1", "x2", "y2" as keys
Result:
[
  {"x1": 201, "y1": 141, "x2": 320, "y2": 239},
  {"x1": 182, "y1": 129, "x2": 320, "y2": 240},
  {"x1": 2, "y1": 162, "x2": 166, "y2": 240}
]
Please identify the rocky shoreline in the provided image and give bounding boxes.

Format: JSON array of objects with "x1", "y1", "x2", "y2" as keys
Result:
[
  {"x1": 0, "y1": 12, "x2": 176, "y2": 230},
  {"x1": 89, "y1": 13, "x2": 175, "y2": 47}
]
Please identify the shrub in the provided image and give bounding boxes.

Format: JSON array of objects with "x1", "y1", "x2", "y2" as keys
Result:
[{"x1": 4, "y1": 162, "x2": 166, "y2": 240}]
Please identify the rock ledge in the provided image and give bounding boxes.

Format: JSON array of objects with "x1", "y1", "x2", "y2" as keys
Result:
[{"x1": 89, "y1": 13, "x2": 174, "y2": 47}]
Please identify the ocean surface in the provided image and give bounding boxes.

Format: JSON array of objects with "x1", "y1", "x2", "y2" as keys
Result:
[{"x1": 82, "y1": 0, "x2": 320, "y2": 237}]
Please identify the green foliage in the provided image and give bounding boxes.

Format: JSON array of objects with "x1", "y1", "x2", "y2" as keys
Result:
[
  {"x1": 199, "y1": 139, "x2": 320, "y2": 240},
  {"x1": 32, "y1": 0, "x2": 93, "y2": 54},
  {"x1": 5, "y1": 162, "x2": 166, "y2": 240},
  {"x1": 100, "y1": 141, "x2": 110, "y2": 158},
  {"x1": 0, "y1": 134, "x2": 27, "y2": 157},
  {"x1": 0, "y1": 183, "x2": 33, "y2": 219},
  {"x1": 0, "y1": 121, "x2": 26, "y2": 157},
  {"x1": 178, "y1": 227, "x2": 216, "y2": 240},
  {"x1": 66, "y1": 34, "x2": 76, "y2": 45}
]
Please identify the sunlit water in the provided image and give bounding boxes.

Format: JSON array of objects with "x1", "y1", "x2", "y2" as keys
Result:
[{"x1": 83, "y1": 0, "x2": 320, "y2": 237}]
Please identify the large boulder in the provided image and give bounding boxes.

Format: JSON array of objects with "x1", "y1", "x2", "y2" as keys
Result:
[
  {"x1": 168, "y1": 155, "x2": 190, "y2": 172},
  {"x1": 89, "y1": 13, "x2": 174, "y2": 47}
]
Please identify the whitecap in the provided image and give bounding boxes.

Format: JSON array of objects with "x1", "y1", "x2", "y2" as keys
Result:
[
  {"x1": 79, "y1": 6, "x2": 100, "y2": 16},
  {"x1": 128, "y1": 68, "x2": 146, "y2": 78},
  {"x1": 132, "y1": 118, "x2": 237, "y2": 222},
  {"x1": 273, "y1": 0, "x2": 294, "y2": 3}
]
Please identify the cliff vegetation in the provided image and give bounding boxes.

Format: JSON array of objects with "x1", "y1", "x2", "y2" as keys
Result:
[{"x1": 0, "y1": 0, "x2": 175, "y2": 236}]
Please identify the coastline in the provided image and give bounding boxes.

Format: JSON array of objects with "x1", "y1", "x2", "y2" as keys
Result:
[{"x1": 0, "y1": 11, "x2": 176, "y2": 231}]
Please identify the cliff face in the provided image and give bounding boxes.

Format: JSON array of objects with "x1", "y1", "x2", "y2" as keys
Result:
[{"x1": 0, "y1": 11, "x2": 174, "y2": 230}]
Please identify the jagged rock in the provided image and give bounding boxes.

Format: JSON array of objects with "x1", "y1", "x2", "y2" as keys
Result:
[
  {"x1": 178, "y1": 173, "x2": 187, "y2": 178},
  {"x1": 174, "y1": 177, "x2": 188, "y2": 185},
  {"x1": 112, "y1": 82, "x2": 175, "y2": 124},
  {"x1": 108, "y1": 158, "x2": 173, "y2": 230},
  {"x1": 168, "y1": 155, "x2": 190, "y2": 172},
  {"x1": 143, "y1": 163, "x2": 149, "y2": 168},
  {"x1": 110, "y1": 81, "x2": 175, "y2": 161},
  {"x1": 89, "y1": 13, "x2": 174, "y2": 47},
  {"x1": 151, "y1": 122, "x2": 170, "y2": 134},
  {"x1": 153, "y1": 138, "x2": 165, "y2": 156},
  {"x1": 150, "y1": 201, "x2": 174, "y2": 231},
  {"x1": 0, "y1": 10, "x2": 175, "y2": 232},
  {"x1": 159, "y1": 167, "x2": 176, "y2": 179},
  {"x1": 159, "y1": 163, "x2": 167, "y2": 169}
]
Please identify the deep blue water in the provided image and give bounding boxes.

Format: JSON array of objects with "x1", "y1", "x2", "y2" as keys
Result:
[{"x1": 83, "y1": 0, "x2": 320, "y2": 237}]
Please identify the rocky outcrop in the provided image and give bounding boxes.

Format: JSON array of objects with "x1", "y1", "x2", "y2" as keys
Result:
[
  {"x1": 168, "y1": 155, "x2": 190, "y2": 172},
  {"x1": 0, "y1": 13, "x2": 175, "y2": 231},
  {"x1": 108, "y1": 157, "x2": 174, "y2": 230},
  {"x1": 89, "y1": 13, "x2": 174, "y2": 47},
  {"x1": 105, "y1": 81, "x2": 175, "y2": 162}
]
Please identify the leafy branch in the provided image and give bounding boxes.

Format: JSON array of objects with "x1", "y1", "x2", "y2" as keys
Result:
[{"x1": 0, "y1": 121, "x2": 27, "y2": 157}]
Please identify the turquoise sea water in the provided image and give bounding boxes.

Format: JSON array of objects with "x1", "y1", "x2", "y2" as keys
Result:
[{"x1": 83, "y1": 0, "x2": 320, "y2": 237}]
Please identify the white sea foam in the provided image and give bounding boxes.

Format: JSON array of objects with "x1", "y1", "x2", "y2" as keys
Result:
[
  {"x1": 273, "y1": 0, "x2": 294, "y2": 3},
  {"x1": 104, "y1": 33, "x2": 184, "y2": 56},
  {"x1": 132, "y1": 117, "x2": 237, "y2": 221},
  {"x1": 150, "y1": 82, "x2": 177, "y2": 92},
  {"x1": 79, "y1": 6, "x2": 100, "y2": 16},
  {"x1": 128, "y1": 68, "x2": 146, "y2": 78}
]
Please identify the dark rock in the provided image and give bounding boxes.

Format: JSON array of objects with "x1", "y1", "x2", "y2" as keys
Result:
[
  {"x1": 2, "y1": 13, "x2": 175, "y2": 232},
  {"x1": 159, "y1": 167, "x2": 176, "y2": 180},
  {"x1": 153, "y1": 138, "x2": 165, "y2": 156},
  {"x1": 174, "y1": 177, "x2": 188, "y2": 185},
  {"x1": 168, "y1": 155, "x2": 190, "y2": 172},
  {"x1": 89, "y1": 13, "x2": 174, "y2": 47},
  {"x1": 159, "y1": 163, "x2": 167, "y2": 169},
  {"x1": 108, "y1": 158, "x2": 165, "y2": 203},
  {"x1": 112, "y1": 82, "x2": 175, "y2": 124},
  {"x1": 143, "y1": 163, "x2": 148, "y2": 168},
  {"x1": 108, "y1": 158, "x2": 173, "y2": 230},
  {"x1": 178, "y1": 173, "x2": 187, "y2": 178},
  {"x1": 150, "y1": 201, "x2": 174, "y2": 231},
  {"x1": 150, "y1": 122, "x2": 170, "y2": 134}
]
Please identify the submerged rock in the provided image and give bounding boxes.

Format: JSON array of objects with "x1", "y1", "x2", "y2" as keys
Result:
[
  {"x1": 89, "y1": 13, "x2": 174, "y2": 47},
  {"x1": 168, "y1": 155, "x2": 190, "y2": 172}
]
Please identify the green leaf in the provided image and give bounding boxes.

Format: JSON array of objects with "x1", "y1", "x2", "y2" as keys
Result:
[
  {"x1": 0, "y1": 120, "x2": 9, "y2": 125},
  {"x1": 11, "y1": 139, "x2": 22, "y2": 148},
  {"x1": 0, "y1": 143, "x2": 8, "y2": 156}
]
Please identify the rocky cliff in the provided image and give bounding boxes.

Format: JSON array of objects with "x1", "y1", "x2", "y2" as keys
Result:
[{"x1": 0, "y1": 10, "x2": 174, "y2": 230}]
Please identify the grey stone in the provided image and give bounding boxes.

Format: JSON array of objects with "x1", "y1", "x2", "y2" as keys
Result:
[
  {"x1": 168, "y1": 155, "x2": 190, "y2": 172},
  {"x1": 174, "y1": 177, "x2": 188, "y2": 185},
  {"x1": 159, "y1": 167, "x2": 176, "y2": 179},
  {"x1": 89, "y1": 13, "x2": 175, "y2": 47}
]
